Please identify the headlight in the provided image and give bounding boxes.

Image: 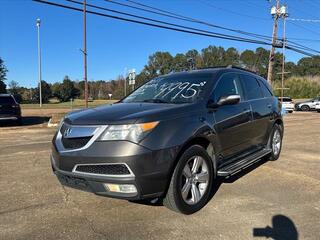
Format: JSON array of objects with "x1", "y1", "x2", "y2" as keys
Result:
[{"x1": 98, "y1": 121, "x2": 159, "y2": 143}]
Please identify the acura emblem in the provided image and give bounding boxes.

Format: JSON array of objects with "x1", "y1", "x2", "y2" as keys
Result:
[{"x1": 64, "y1": 127, "x2": 73, "y2": 138}]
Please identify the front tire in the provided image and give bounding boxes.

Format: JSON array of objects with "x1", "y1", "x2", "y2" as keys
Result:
[
  {"x1": 301, "y1": 105, "x2": 310, "y2": 111},
  {"x1": 163, "y1": 145, "x2": 214, "y2": 214}
]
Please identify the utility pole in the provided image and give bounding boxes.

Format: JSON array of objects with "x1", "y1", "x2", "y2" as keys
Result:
[
  {"x1": 83, "y1": 0, "x2": 88, "y2": 108},
  {"x1": 279, "y1": 5, "x2": 289, "y2": 103},
  {"x1": 267, "y1": 0, "x2": 280, "y2": 86},
  {"x1": 124, "y1": 67, "x2": 127, "y2": 97},
  {"x1": 36, "y1": 18, "x2": 42, "y2": 108}
]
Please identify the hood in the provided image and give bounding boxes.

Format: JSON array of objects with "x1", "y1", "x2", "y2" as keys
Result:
[{"x1": 64, "y1": 102, "x2": 199, "y2": 125}]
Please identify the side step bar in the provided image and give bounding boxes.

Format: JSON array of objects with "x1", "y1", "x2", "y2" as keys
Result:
[{"x1": 217, "y1": 149, "x2": 272, "y2": 177}]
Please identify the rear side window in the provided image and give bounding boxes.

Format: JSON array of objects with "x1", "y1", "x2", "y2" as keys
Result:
[
  {"x1": 213, "y1": 73, "x2": 244, "y2": 102},
  {"x1": 241, "y1": 74, "x2": 263, "y2": 100},
  {"x1": 281, "y1": 98, "x2": 292, "y2": 102},
  {"x1": 0, "y1": 96, "x2": 15, "y2": 105},
  {"x1": 258, "y1": 79, "x2": 273, "y2": 98}
]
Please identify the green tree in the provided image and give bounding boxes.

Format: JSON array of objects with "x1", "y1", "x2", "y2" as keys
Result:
[
  {"x1": 56, "y1": 76, "x2": 80, "y2": 102},
  {"x1": 34, "y1": 80, "x2": 52, "y2": 103},
  {"x1": 0, "y1": 58, "x2": 8, "y2": 93}
]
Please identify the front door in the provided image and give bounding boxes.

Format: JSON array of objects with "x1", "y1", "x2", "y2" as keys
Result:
[{"x1": 211, "y1": 73, "x2": 252, "y2": 159}]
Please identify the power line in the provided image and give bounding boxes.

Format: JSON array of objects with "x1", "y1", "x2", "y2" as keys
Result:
[
  {"x1": 114, "y1": 0, "x2": 319, "y2": 53},
  {"x1": 32, "y1": 0, "x2": 317, "y2": 57},
  {"x1": 288, "y1": 21, "x2": 320, "y2": 36},
  {"x1": 67, "y1": 0, "x2": 270, "y2": 44},
  {"x1": 197, "y1": 0, "x2": 270, "y2": 21},
  {"x1": 33, "y1": 0, "x2": 271, "y2": 45},
  {"x1": 106, "y1": 0, "x2": 272, "y2": 41},
  {"x1": 288, "y1": 18, "x2": 320, "y2": 23}
]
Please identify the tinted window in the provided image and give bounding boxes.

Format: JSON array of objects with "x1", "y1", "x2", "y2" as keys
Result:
[
  {"x1": 213, "y1": 73, "x2": 244, "y2": 102},
  {"x1": 279, "y1": 97, "x2": 292, "y2": 102},
  {"x1": 241, "y1": 75, "x2": 263, "y2": 100},
  {"x1": 123, "y1": 73, "x2": 212, "y2": 104},
  {"x1": 258, "y1": 79, "x2": 273, "y2": 98},
  {"x1": 0, "y1": 96, "x2": 15, "y2": 105}
]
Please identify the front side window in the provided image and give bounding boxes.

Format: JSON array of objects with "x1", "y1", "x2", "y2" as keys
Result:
[
  {"x1": 122, "y1": 73, "x2": 212, "y2": 104},
  {"x1": 213, "y1": 73, "x2": 243, "y2": 102},
  {"x1": 241, "y1": 74, "x2": 263, "y2": 100}
]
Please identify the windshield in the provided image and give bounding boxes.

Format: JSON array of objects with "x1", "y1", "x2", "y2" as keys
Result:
[{"x1": 122, "y1": 73, "x2": 212, "y2": 104}]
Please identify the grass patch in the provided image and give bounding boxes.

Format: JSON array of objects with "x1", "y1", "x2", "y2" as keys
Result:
[{"x1": 21, "y1": 99, "x2": 117, "y2": 109}]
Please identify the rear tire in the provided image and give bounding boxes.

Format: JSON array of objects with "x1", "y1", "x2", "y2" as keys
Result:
[
  {"x1": 301, "y1": 105, "x2": 310, "y2": 111},
  {"x1": 163, "y1": 145, "x2": 214, "y2": 214},
  {"x1": 267, "y1": 124, "x2": 283, "y2": 161}
]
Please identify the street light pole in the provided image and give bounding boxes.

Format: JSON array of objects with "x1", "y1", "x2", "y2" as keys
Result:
[{"x1": 36, "y1": 18, "x2": 42, "y2": 107}]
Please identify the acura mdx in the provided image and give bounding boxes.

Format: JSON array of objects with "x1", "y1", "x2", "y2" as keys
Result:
[{"x1": 51, "y1": 66, "x2": 283, "y2": 214}]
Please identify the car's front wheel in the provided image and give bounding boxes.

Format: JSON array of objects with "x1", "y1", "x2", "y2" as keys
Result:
[
  {"x1": 163, "y1": 145, "x2": 214, "y2": 214},
  {"x1": 301, "y1": 105, "x2": 310, "y2": 111}
]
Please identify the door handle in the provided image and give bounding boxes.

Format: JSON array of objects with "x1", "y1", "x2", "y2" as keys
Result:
[{"x1": 267, "y1": 104, "x2": 272, "y2": 108}]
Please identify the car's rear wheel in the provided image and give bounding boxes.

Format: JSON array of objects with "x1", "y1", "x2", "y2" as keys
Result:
[
  {"x1": 301, "y1": 105, "x2": 310, "y2": 111},
  {"x1": 267, "y1": 124, "x2": 283, "y2": 161},
  {"x1": 163, "y1": 145, "x2": 214, "y2": 214}
]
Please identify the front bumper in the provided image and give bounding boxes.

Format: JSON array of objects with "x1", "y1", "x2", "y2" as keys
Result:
[{"x1": 51, "y1": 140, "x2": 178, "y2": 200}]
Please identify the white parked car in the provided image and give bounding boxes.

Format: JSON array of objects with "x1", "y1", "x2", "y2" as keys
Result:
[
  {"x1": 315, "y1": 103, "x2": 320, "y2": 113},
  {"x1": 278, "y1": 97, "x2": 294, "y2": 113}
]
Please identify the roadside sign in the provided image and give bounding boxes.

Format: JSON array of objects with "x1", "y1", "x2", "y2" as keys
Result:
[{"x1": 128, "y1": 69, "x2": 136, "y2": 86}]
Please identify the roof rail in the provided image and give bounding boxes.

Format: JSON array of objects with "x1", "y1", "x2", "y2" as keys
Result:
[
  {"x1": 226, "y1": 65, "x2": 257, "y2": 74},
  {"x1": 198, "y1": 65, "x2": 257, "y2": 74}
]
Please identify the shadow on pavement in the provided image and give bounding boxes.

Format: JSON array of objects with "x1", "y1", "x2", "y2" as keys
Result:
[{"x1": 253, "y1": 215, "x2": 298, "y2": 240}]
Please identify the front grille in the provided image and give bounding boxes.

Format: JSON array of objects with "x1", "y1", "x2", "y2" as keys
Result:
[
  {"x1": 74, "y1": 164, "x2": 131, "y2": 175},
  {"x1": 62, "y1": 137, "x2": 91, "y2": 149}
]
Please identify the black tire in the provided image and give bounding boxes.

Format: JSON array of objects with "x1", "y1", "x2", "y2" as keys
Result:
[
  {"x1": 163, "y1": 145, "x2": 214, "y2": 214},
  {"x1": 267, "y1": 124, "x2": 283, "y2": 161},
  {"x1": 301, "y1": 105, "x2": 310, "y2": 111},
  {"x1": 288, "y1": 110, "x2": 293, "y2": 113}
]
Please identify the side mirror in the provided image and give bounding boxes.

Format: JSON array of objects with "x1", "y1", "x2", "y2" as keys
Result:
[
  {"x1": 207, "y1": 94, "x2": 240, "y2": 109},
  {"x1": 218, "y1": 95, "x2": 241, "y2": 106}
]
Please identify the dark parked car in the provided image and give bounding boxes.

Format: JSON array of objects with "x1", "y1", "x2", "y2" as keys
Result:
[
  {"x1": 51, "y1": 66, "x2": 283, "y2": 214},
  {"x1": 0, "y1": 94, "x2": 22, "y2": 125}
]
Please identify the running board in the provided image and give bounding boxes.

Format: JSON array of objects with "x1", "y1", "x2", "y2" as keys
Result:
[{"x1": 217, "y1": 149, "x2": 272, "y2": 177}]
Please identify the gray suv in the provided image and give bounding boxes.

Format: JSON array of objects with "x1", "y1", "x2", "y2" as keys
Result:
[
  {"x1": 295, "y1": 97, "x2": 320, "y2": 111},
  {"x1": 51, "y1": 67, "x2": 283, "y2": 214}
]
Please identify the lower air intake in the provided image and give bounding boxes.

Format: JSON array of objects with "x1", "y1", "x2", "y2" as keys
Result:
[{"x1": 74, "y1": 164, "x2": 131, "y2": 175}]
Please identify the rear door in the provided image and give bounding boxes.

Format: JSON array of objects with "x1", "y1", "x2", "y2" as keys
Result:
[
  {"x1": 240, "y1": 74, "x2": 272, "y2": 147},
  {"x1": 0, "y1": 96, "x2": 17, "y2": 116},
  {"x1": 212, "y1": 72, "x2": 253, "y2": 158}
]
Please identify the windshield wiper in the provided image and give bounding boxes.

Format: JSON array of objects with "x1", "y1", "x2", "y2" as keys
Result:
[{"x1": 142, "y1": 99, "x2": 170, "y2": 104}]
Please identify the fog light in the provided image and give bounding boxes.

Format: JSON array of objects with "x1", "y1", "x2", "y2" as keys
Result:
[{"x1": 104, "y1": 183, "x2": 137, "y2": 194}]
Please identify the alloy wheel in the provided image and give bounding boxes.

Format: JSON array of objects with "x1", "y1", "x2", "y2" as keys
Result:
[
  {"x1": 180, "y1": 156, "x2": 209, "y2": 205},
  {"x1": 272, "y1": 129, "x2": 281, "y2": 156}
]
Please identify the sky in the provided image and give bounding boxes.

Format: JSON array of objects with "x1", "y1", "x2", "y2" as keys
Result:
[{"x1": 1, "y1": 0, "x2": 320, "y2": 88}]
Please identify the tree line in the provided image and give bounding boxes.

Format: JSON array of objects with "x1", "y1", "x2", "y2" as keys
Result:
[{"x1": 1, "y1": 45, "x2": 320, "y2": 102}]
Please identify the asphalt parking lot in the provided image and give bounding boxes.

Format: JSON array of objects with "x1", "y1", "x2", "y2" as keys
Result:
[{"x1": 0, "y1": 112, "x2": 319, "y2": 240}]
